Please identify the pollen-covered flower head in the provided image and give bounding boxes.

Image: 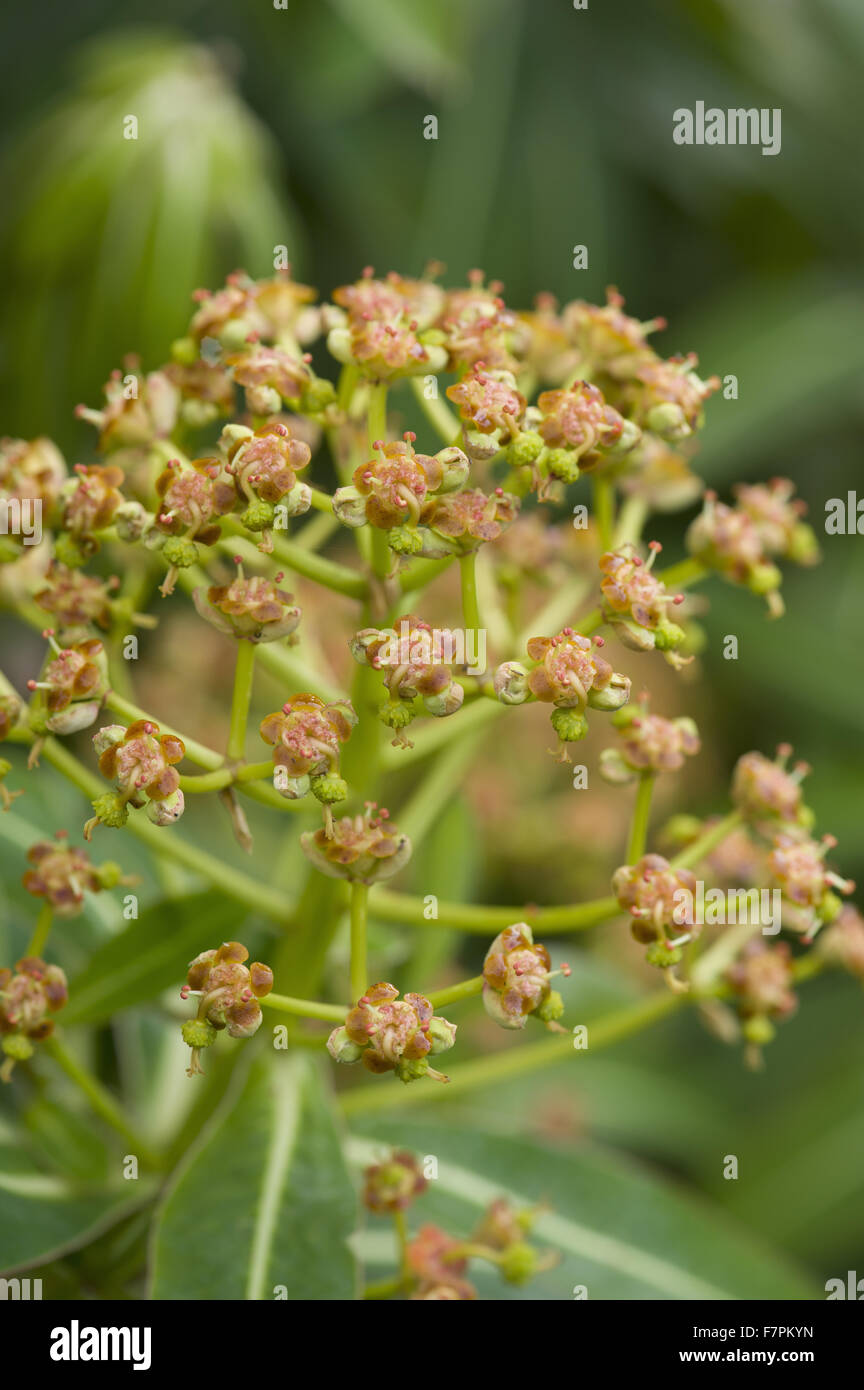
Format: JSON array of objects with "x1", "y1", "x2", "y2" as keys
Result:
[
  {"x1": 535, "y1": 380, "x2": 639, "y2": 473},
  {"x1": 0, "y1": 436, "x2": 67, "y2": 521},
  {"x1": 482, "y1": 923, "x2": 567, "y2": 1030},
  {"x1": 350, "y1": 616, "x2": 465, "y2": 721},
  {"x1": 35, "y1": 563, "x2": 118, "y2": 636},
  {"x1": 599, "y1": 542, "x2": 688, "y2": 664},
  {"x1": 334, "y1": 434, "x2": 468, "y2": 532},
  {"x1": 327, "y1": 981, "x2": 456, "y2": 1084},
  {"x1": 768, "y1": 832, "x2": 854, "y2": 935},
  {"x1": 224, "y1": 421, "x2": 311, "y2": 505},
  {"x1": 75, "y1": 368, "x2": 179, "y2": 452},
  {"x1": 526, "y1": 628, "x2": 629, "y2": 710},
  {"x1": 686, "y1": 491, "x2": 783, "y2": 613},
  {"x1": 733, "y1": 478, "x2": 819, "y2": 566},
  {"x1": 301, "y1": 804, "x2": 411, "y2": 884},
  {"x1": 188, "y1": 271, "x2": 272, "y2": 348},
  {"x1": 362, "y1": 1150, "x2": 428, "y2": 1213},
  {"x1": 153, "y1": 456, "x2": 236, "y2": 542},
  {"x1": 612, "y1": 853, "x2": 699, "y2": 944},
  {"x1": 194, "y1": 559, "x2": 301, "y2": 643},
  {"x1": 95, "y1": 720, "x2": 185, "y2": 806},
  {"x1": 327, "y1": 268, "x2": 447, "y2": 380},
  {"x1": 225, "y1": 343, "x2": 312, "y2": 413},
  {"x1": 437, "y1": 270, "x2": 524, "y2": 373},
  {"x1": 726, "y1": 940, "x2": 797, "y2": 1023},
  {"x1": 260, "y1": 693, "x2": 356, "y2": 779},
  {"x1": 419, "y1": 485, "x2": 519, "y2": 552},
  {"x1": 184, "y1": 941, "x2": 273, "y2": 1037},
  {"x1": 600, "y1": 699, "x2": 700, "y2": 782},
  {"x1": 27, "y1": 632, "x2": 107, "y2": 734},
  {"x1": 558, "y1": 286, "x2": 665, "y2": 381},
  {"x1": 446, "y1": 363, "x2": 526, "y2": 444},
  {"x1": 622, "y1": 353, "x2": 719, "y2": 440},
  {"x1": 61, "y1": 464, "x2": 125, "y2": 538},
  {"x1": 731, "y1": 746, "x2": 811, "y2": 827},
  {"x1": 0, "y1": 956, "x2": 68, "y2": 1049},
  {"x1": 22, "y1": 833, "x2": 121, "y2": 917}
]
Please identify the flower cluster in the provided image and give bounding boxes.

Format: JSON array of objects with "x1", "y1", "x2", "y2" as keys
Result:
[
  {"x1": 686, "y1": 482, "x2": 816, "y2": 615},
  {"x1": 300, "y1": 804, "x2": 411, "y2": 883},
  {"x1": 86, "y1": 720, "x2": 185, "y2": 836},
  {"x1": 327, "y1": 982, "x2": 456, "y2": 1085},
  {"x1": 0, "y1": 957, "x2": 68, "y2": 1081},
  {"x1": 350, "y1": 616, "x2": 465, "y2": 743},
  {"x1": 180, "y1": 941, "x2": 274, "y2": 1076},
  {"x1": 481, "y1": 924, "x2": 569, "y2": 1030},
  {"x1": 260, "y1": 693, "x2": 356, "y2": 823},
  {"x1": 194, "y1": 559, "x2": 301, "y2": 643},
  {"x1": 599, "y1": 542, "x2": 689, "y2": 666},
  {"x1": 600, "y1": 699, "x2": 700, "y2": 783},
  {"x1": 612, "y1": 854, "x2": 700, "y2": 961},
  {"x1": 23, "y1": 833, "x2": 130, "y2": 916},
  {"x1": 503, "y1": 627, "x2": 630, "y2": 759}
]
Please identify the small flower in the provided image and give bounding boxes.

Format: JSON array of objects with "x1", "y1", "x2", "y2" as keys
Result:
[
  {"x1": 600, "y1": 699, "x2": 700, "y2": 783},
  {"x1": 22, "y1": 832, "x2": 131, "y2": 917},
  {"x1": 327, "y1": 269, "x2": 448, "y2": 380},
  {"x1": 407, "y1": 1224, "x2": 476, "y2": 1301},
  {"x1": 557, "y1": 286, "x2": 666, "y2": 382},
  {"x1": 525, "y1": 627, "x2": 631, "y2": 759},
  {"x1": 0, "y1": 436, "x2": 67, "y2": 533},
  {"x1": 222, "y1": 421, "x2": 312, "y2": 551},
  {"x1": 768, "y1": 832, "x2": 854, "y2": 942},
  {"x1": 194, "y1": 559, "x2": 301, "y2": 643},
  {"x1": 731, "y1": 746, "x2": 812, "y2": 828},
  {"x1": 616, "y1": 433, "x2": 704, "y2": 513},
  {"x1": 362, "y1": 1150, "x2": 428, "y2": 1213},
  {"x1": 612, "y1": 853, "x2": 699, "y2": 949},
  {"x1": 437, "y1": 270, "x2": 525, "y2": 374},
  {"x1": 333, "y1": 433, "x2": 468, "y2": 537},
  {"x1": 76, "y1": 368, "x2": 179, "y2": 452},
  {"x1": 260, "y1": 694, "x2": 356, "y2": 825},
  {"x1": 446, "y1": 363, "x2": 526, "y2": 457},
  {"x1": 27, "y1": 632, "x2": 108, "y2": 738},
  {"x1": 599, "y1": 542, "x2": 689, "y2": 666},
  {"x1": 0, "y1": 956, "x2": 68, "y2": 1081},
  {"x1": 86, "y1": 719, "x2": 185, "y2": 837},
  {"x1": 482, "y1": 923, "x2": 569, "y2": 1030},
  {"x1": 327, "y1": 982, "x2": 456, "y2": 1084},
  {"x1": 350, "y1": 617, "x2": 464, "y2": 743},
  {"x1": 535, "y1": 380, "x2": 640, "y2": 474},
  {"x1": 419, "y1": 486, "x2": 519, "y2": 553},
  {"x1": 61, "y1": 463, "x2": 125, "y2": 539},
  {"x1": 151, "y1": 456, "x2": 237, "y2": 593},
  {"x1": 187, "y1": 271, "x2": 271, "y2": 349},
  {"x1": 225, "y1": 343, "x2": 312, "y2": 413},
  {"x1": 621, "y1": 352, "x2": 719, "y2": 440},
  {"x1": 686, "y1": 490, "x2": 784, "y2": 615},
  {"x1": 181, "y1": 941, "x2": 273, "y2": 1076},
  {"x1": 301, "y1": 804, "x2": 411, "y2": 884},
  {"x1": 819, "y1": 905, "x2": 864, "y2": 981},
  {"x1": 34, "y1": 563, "x2": 118, "y2": 637},
  {"x1": 726, "y1": 940, "x2": 797, "y2": 1060},
  {"x1": 733, "y1": 478, "x2": 820, "y2": 566}
]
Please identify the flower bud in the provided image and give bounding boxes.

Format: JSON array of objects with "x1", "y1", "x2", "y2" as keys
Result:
[
  {"x1": 301, "y1": 804, "x2": 411, "y2": 884},
  {"x1": 145, "y1": 788, "x2": 185, "y2": 826},
  {"x1": 482, "y1": 924, "x2": 566, "y2": 1030},
  {"x1": 493, "y1": 660, "x2": 530, "y2": 705},
  {"x1": 327, "y1": 982, "x2": 456, "y2": 1084},
  {"x1": 362, "y1": 1150, "x2": 428, "y2": 1213}
]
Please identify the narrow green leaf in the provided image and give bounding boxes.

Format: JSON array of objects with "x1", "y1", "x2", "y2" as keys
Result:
[{"x1": 150, "y1": 1054, "x2": 358, "y2": 1300}]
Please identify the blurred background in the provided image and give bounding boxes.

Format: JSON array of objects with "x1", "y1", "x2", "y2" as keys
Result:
[{"x1": 1, "y1": 0, "x2": 863, "y2": 1298}]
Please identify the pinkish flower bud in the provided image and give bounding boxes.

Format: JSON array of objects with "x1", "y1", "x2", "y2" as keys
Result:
[
  {"x1": 327, "y1": 981, "x2": 456, "y2": 1084},
  {"x1": 301, "y1": 804, "x2": 411, "y2": 884},
  {"x1": 362, "y1": 1150, "x2": 428, "y2": 1213}
]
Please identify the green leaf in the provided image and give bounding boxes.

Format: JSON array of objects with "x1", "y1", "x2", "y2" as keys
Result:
[
  {"x1": 0, "y1": 1140, "x2": 138, "y2": 1274},
  {"x1": 350, "y1": 1121, "x2": 817, "y2": 1300},
  {"x1": 63, "y1": 891, "x2": 250, "y2": 1026},
  {"x1": 150, "y1": 1054, "x2": 358, "y2": 1300}
]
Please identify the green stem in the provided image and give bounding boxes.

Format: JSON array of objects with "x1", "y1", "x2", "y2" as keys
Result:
[
  {"x1": 613, "y1": 494, "x2": 648, "y2": 548},
  {"x1": 626, "y1": 772, "x2": 655, "y2": 865},
  {"x1": 670, "y1": 809, "x2": 743, "y2": 870},
  {"x1": 227, "y1": 640, "x2": 256, "y2": 762},
  {"x1": 592, "y1": 475, "x2": 615, "y2": 551},
  {"x1": 105, "y1": 691, "x2": 221, "y2": 770},
  {"x1": 459, "y1": 550, "x2": 481, "y2": 634},
  {"x1": 219, "y1": 529, "x2": 367, "y2": 600},
  {"x1": 179, "y1": 761, "x2": 275, "y2": 794},
  {"x1": 656, "y1": 557, "x2": 708, "y2": 590},
  {"x1": 340, "y1": 988, "x2": 683, "y2": 1116},
  {"x1": 45, "y1": 1037, "x2": 163, "y2": 1169},
  {"x1": 370, "y1": 887, "x2": 620, "y2": 935},
  {"x1": 26, "y1": 903, "x2": 53, "y2": 958},
  {"x1": 427, "y1": 976, "x2": 484, "y2": 1009},
  {"x1": 263, "y1": 993, "x2": 347, "y2": 1023},
  {"x1": 350, "y1": 880, "x2": 369, "y2": 1001}
]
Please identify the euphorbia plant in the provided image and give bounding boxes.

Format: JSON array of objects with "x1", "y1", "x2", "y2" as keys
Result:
[{"x1": 0, "y1": 265, "x2": 859, "y2": 1300}]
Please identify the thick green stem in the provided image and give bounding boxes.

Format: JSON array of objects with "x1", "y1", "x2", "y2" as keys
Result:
[
  {"x1": 671, "y1": 809, "x2": 743, "y2": 870},
  {"x1": 427, "y1": 976, "x2": 484, "y2": 1009},
  {"x1": 350, "y1": 880, "x2": 369, "y2": 1001},
  {"x1": 263, "y1": 994, "x2": 347, "y2": 1023},
  {"x1": 626, "y1": 772, "x2": 655, "y2": 865},
  {"x1": 227, "y1": 640, "x2": 256, "y2": 762},
  {"x1": 26, "y1": 902, "x2": 53, "y2": 958},
  {"x1": 179, "y1": 761, "x2": 275, "y2": 794},
  {"x1": 459, "y1": 550, "x2": 481, "y2": 634},
  {"x1": 370, "y1": 887, "x2": 620, "y2": 934},
  {"x1": 45, "y1": 1036, "x2": 163, "y2": 1168}
]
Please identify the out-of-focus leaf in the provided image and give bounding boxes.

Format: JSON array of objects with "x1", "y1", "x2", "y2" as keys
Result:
[
  {"x1": 350, "y1": 1121, "x2": 817, "y2": 1300},
  {"x1": 150, "y1": 1054, "x2": 357, "y2": 1300},
  {"x1": 21, "y1": 1095, "x2": 111, "y2": 1184},
  {"x1": 325, "y1": 0, "x2": 468, "y2": 94},
  {"x1": 63, "y1": 890, "x2": 250, "y2": 1026},
  {"x1": 0, "y1": 1140, "x2": 138, "y2": 1273}
]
